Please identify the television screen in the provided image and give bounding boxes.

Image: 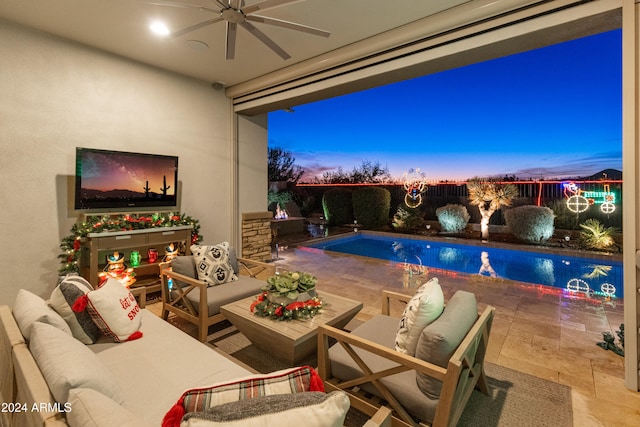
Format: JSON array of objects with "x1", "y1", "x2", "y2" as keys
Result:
[{"x1": 75, "y1": 147, "x2": 178, "y2": 210}]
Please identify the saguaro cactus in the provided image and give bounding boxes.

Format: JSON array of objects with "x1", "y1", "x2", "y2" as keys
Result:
[
  {"x1": 160, "y1": 175, "x2": 171, "y2": 196},
  {"x1": 142, "y1": 181, "x2": 151, "y2": 197}
]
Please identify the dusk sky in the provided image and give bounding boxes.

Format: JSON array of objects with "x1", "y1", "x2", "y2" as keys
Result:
[{"x1": 268, "y1": 29, "x2": 622, "y2": 182}]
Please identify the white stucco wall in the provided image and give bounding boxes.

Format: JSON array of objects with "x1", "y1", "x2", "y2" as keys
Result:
[{"x1": 0, "y1": 19, "x2": 241, "y2": 305}]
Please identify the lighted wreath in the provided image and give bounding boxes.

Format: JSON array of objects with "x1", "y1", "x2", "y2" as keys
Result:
[
  {"x1": 58, "y1": 213, "x2": 202, "y2": 275},
  {"x1": 250, "y1": 292, "x2": 323, "y2": 321}
]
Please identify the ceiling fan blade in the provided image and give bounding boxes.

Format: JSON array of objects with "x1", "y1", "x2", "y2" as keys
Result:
[
  {"x1": 240, "y1": 21, "x2": 290, "y2": 60},
  {"x1": 246, "y1": 15, "x2": 329, "y2": 38},
  {"x1": 169, "y1": 17, "x2": 223, "y2": 39},
  {"x1": 242, "y1": 0, "x2": 305, "y2": 15},
  {"x1": 226, "y1": 21, "x2": 237, "y2": 60},
  {"x1": 212, "y1": 0, "x2": 230, "y2": 8},
  {"x1": 147, "y1": 1, "x2": 219, "y2": 14}
]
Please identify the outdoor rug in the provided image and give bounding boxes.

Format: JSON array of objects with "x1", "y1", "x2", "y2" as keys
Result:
[{"x1": 206, "y1": 321, "x2": 573, "y2": 427}]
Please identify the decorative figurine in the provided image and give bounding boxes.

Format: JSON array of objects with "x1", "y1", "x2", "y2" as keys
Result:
[
  {"x1": 164, "y1": 243, "x2": 179, "y2": 261},
  {"x1": 100, "y1": 251, "x2": 136, "y2": 286},
  {"x1": 147, "y1": 248, "x2": 159, "y2": 263}
]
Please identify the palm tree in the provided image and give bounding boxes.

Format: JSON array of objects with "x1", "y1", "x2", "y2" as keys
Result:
[{"x1": 466, "y1": 178, "x2": 518, "y2": 240}]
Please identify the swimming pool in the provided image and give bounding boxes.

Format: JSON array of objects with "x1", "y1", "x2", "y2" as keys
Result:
[{"x1": 304, "y1": 232, "x2": 623, "y2": 298}]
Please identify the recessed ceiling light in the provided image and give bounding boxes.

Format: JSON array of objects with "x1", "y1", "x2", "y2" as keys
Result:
[{"x1": 150, "y1": 21, "x2": 170, "y2": 37}]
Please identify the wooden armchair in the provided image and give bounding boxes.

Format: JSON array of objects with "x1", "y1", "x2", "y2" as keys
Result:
[
  {"x1": 159, "y1": 252, "x2": 274, "y2": 342},
  {"x1": 317, "y1": 290, "x2": 495, "y2": 427}
]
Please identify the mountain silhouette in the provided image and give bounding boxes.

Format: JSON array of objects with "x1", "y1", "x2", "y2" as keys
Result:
[{"x1": 582, "y1": 169, "x2": 622, "y2": 180}]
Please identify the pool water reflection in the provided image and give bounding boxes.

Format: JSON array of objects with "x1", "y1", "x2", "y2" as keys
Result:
[{"x1": 304, "y1": 233, "x2": 623, "y2": 299}]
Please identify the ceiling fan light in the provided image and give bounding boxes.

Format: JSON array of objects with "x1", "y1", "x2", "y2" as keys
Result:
[{"x1": 150, "y1": 21, "x2": 170, "y2": 37}]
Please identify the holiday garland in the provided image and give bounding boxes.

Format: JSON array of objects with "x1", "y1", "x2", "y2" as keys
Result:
[
  {"x1": 250, "y1": 292, "x2": 323, "y2": 321},
  {"x1": 58, "y1": 212, "x2": 202, "y2": 275}
]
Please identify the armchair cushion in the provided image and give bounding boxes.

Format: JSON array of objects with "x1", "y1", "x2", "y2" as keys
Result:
[
  {"x1": 191, "y1": 243, "x2": 238, "y2": 286},
  {"x1": 184, "y1": 276, "x2": 265, "y2": 317},
  {"x1": 171, "y1": 256, "x2": 198, "y2": 279},
  {"x1": 328, "y1": 315, "x2": 440, "y2": 423},
  {"x1": 415, "y1": 290, "x2": 478, "y2": 398},
  {"x1": 394, "y1": 278, "x2": 444, "y2": 355}
]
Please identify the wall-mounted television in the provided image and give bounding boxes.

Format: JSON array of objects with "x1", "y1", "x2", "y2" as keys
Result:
[{"x1": 75, "y1": 147, "x2": 178, "y2": 211}]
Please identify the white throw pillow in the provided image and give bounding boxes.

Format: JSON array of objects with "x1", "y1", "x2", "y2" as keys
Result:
[
  {"x1": 67, "y1": 388, "x2": 152, "y2": 427},
  {"x1": 29, "y1": 322, "x2": 124, "y2": 404},
  {"x1": 75, "y1": 278, "x2": 143, "y2": 343},
  {"x1": 394, "y1": 278, "x2": 445, "y2": 355},
  {"x1": 13, "y1": 289, "x2": 71, "y2": 340},
  {"x1": 190, "y1": 242, "x2": 238, "y2": 286},
  {"x1": 180, "y1": 391, "x2": 350, "y2": 427},
  {"x1": 50, "y1": 275, "x2": 101, "y2": 344}
]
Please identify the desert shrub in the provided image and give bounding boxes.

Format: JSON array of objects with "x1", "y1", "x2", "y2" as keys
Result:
[
  {"x1": 321, "y1": 188, "x2": 353, "y2": 226},
  {"x1": 435, "y1": 204, "x2": 470, "y2": 233},
  {"x1": 392, "y1": 206, "x2": 424, "y2": 231},
  {"x1": 546, "y1": 198, "x2": 622, "y2": 230},
  {"x1": 579, "y1": 218, "x2": 616, "y2": 250},
  {"x1": 352, "y1": 186, "x2": 391, "y2": 229},
  {"x1": 504, "y1": 205, "x2": 555, "y2": 243}
]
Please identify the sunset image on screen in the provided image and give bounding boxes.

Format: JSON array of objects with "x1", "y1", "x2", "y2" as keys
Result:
[{"x1": 77, "y1": 149, "x2": 177, "y2": 207}]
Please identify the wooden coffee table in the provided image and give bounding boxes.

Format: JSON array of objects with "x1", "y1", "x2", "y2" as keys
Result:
[{"x1": 220, "y1": 292, "x2": 363, "y2": 365}]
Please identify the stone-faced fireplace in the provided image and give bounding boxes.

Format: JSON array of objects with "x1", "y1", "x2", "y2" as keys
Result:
[{"x1": 241, "y1": 212, "x2": 272, "y2": 262}]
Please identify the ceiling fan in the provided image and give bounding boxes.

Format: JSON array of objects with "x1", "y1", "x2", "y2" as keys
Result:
[{"x1": 150, "y1": 0, "x2": 330, "y2": 60}]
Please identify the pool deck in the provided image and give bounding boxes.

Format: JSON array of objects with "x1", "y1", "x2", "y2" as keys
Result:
[{"x1": 271, "y1": 229, "x2": 638, "y2": 427}]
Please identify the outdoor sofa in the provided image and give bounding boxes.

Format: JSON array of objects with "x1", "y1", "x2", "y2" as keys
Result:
[{"x1": 0, "y1": 284, "x2": 389, "y2": 427}]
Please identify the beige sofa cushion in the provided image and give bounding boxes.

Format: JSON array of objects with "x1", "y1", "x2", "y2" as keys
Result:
[
  {"x1": 29, "y1": 322, "x2": 124, "y2": 404},
  {"x1": 88, "y1": 309, "x2": 252, "y2": 426},
  {"x1": 13, "y1": 289, "x2": 71, "y2": 340},
  {"x1": 67, "y1": 388, "x2": 152, "y2": 427}
]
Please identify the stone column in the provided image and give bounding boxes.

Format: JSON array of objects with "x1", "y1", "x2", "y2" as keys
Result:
[{"x1": 241, "y1": 211, "x2": 272, "y2": 262}]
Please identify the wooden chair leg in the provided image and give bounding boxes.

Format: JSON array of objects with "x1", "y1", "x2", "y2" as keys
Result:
[
  {"x1": 476, "y1": 367, "x2": 490, "y2": 395},
  {"x1": 198, "y1": 319, "x2": 208, "y2": 342}
]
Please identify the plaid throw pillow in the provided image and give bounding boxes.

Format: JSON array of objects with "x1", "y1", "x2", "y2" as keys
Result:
[{"x1": 162, "y1": 366, "x2": 324, "y2": 427}]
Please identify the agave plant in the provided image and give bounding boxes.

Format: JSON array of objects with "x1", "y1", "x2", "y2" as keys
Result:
[
  {"x1": 262, "y1": 271, "x2": 317, "y2": 300},
  {"x1": 579, "y1": 219, "x2": 616, "y2": 250}
]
